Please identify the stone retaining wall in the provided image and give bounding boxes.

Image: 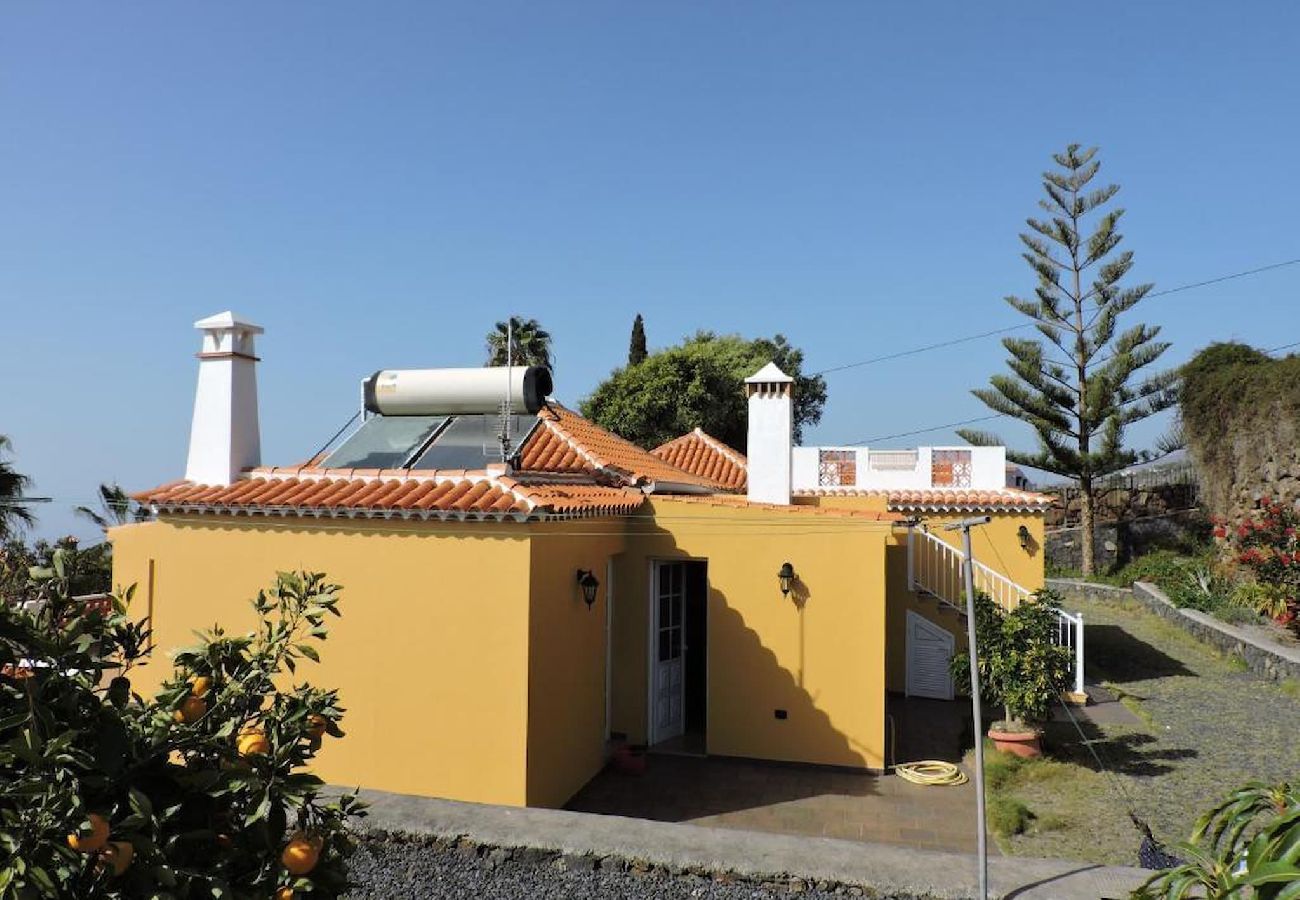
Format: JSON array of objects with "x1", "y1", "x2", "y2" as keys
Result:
[{"x1": 1048, "y1": 578, "x2": 1300, "y2": 683}]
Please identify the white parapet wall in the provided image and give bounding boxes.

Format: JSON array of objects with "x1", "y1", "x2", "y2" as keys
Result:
[{"x1": 792, "y1": 445, "x2": 1007, "y2": 492}]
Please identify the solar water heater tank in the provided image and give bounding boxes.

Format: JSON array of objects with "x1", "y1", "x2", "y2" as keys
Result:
[{"x1": 362, "y1": 366, "x2": 553, "y2": 416}]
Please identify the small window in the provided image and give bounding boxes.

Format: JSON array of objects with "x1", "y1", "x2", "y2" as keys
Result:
[
  {"x1": 818, "y1": 450, "x2": 857, "y2": 487},
  {"x1": 931, "y1": 449, "x2": 972, "y2": 487}
]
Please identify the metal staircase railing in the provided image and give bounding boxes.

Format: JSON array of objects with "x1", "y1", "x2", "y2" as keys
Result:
[{"x1": 907, "y1": 527, "x2": 1085, "y2": 696}]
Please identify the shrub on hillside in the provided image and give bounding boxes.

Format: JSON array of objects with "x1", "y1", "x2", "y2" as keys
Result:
[
  {"x1": 0, "y1": 554, "x2": 363, "y2": 898},
  {"x1": 1213, "y1": 498, "x2": 1300, "y2": 627}
]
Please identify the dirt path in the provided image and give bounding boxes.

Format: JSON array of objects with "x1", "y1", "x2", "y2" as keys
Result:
[{"x1": 994, "y1": 588, "x2": 1300, "y2": 865}]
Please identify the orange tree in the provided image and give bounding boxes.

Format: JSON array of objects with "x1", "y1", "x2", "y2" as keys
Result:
[{"x1": 0, "y1": 552, "x2": 363, "y2": 898}]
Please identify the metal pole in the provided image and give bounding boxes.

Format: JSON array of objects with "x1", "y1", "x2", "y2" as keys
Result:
[{"x1": 946, "y1": 515, "x2": 991, "y2": 900}]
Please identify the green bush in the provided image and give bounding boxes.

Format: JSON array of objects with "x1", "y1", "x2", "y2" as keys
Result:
[
  {"x1": 0, "y1": 554, "x2": 363, "y2": 898},
  {"x1": 1165, "y1": 565, "x2": 1234, "y2": 612},
  {"x1": 950, "y1": 590, "x2": 1073, "y2": 728},
  {"x1": 1106, "y1": 549, "x2": 1215, "y2": 590},
  {"x1": 1212, "y1": 604, "x2": 1263, "y2": 626},
  {"x1": 1134, "y1": 780, "x2": 1300, "y2": 899}
]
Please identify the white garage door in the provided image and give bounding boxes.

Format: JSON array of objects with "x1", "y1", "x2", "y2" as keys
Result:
[{"x1": 906, "y1": 610, "x2": 955, "y2": 700}]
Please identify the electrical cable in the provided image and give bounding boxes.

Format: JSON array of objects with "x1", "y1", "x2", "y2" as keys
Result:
[
  {"x1": 811, "y1": 257, "x2": 1300, "y2": 378},
  {"x1": 845, "y1": 337, "x2": 1300, "y2": 447}
]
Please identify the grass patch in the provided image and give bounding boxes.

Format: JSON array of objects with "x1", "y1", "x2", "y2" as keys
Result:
[
  {"x1": 970, "y1": 744, "x2": 1082, "y2": 844},
  {"x1": 1225, "y1": 654, "x2": 1249, "y2": 673},
  {"x1": 1280, "y1": 678, "x2": 1300, "y2": 699},
  {"x1": 987, "y1": 795, "x2": 1033, "y2": 837},
  {"x1": 1105, "y1": 683, "x2": 1158, "y2": 729}
]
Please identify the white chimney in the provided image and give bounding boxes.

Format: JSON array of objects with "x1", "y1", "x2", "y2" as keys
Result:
[
  {"x1": 184, "y1": 311, "x2": 264, "y2": 486},
  {"x1": 745, "y1": 362, "x2": 794, "y2": 505}
]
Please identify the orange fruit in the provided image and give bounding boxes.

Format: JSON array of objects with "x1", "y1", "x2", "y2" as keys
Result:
[
  {"x1": 173, "y1": 695, "x2": 206, "y2": 724},
  {"x1": 306, "y1": 714, "x2": 328, "y2": 739},
  {"x1": 67, "y1": 813, "x2": 110, "y2": 853},
  {"x1": 190, "y1": 676, "x2": 213, "y2": 697},
  {"x1": 281, "y1": 832, "x2": 322, "y2": 875},
  {"x1": 274, "y1": 888, "x2": 295, "y2": 900},
  {"x1": 237, "y1": 729, "x2": 270, "y2": 757},
  {"x1": 101, "y1": 840, "x2": 134, "y2": 876}
]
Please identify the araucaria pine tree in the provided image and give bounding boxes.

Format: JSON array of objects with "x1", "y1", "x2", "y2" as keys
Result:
[
  {"x1": 628, "y1": 314, "x2": 648, "y2": 365},
  {"x1": 960, "y1": 144, "x2": 1177, "y2": 576}
]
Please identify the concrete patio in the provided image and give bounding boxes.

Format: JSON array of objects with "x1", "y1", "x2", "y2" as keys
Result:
[{"x1": 567, "y1": 696, "x2": 988, "y2": 854}]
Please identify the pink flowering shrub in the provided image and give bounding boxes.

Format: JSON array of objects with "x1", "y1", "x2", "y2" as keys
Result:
[{"x1": 1212, "y1": 497, "x2": 1300, "y2": 626}]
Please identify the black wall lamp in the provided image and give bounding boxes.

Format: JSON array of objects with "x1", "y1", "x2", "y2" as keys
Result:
[
  {"x1": 777, "y1": 562, "x2": 796, "y2": 597},
  {"x1": 576, "y1": 569, "x2": 600, "y2": 609},
  {"x1": 1017, "y1": 525, "x2": 1032, "y2": 551}
]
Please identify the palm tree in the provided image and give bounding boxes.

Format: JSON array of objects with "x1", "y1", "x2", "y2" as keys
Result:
[
  {"x1": 485, "y1": 317, "x2": 553, "y2": 371},
  {"x1": 0, "y1": 435, "x2": 34, "y2": 539},
  {"x1": 75, "y1": 482, "x2": 151, "y2": 531}
]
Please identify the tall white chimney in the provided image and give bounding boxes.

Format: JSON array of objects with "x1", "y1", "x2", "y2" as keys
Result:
[
  {"x1": 745, "y1": 362, "x2": 794, "y2": 505},
  {"x1": 184, "y1": 311, "x2": 263, "y2": 486}
]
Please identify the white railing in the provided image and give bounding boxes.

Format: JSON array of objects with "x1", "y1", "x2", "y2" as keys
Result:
[{"x1": 907, "y1": 528, "x2": 1085, "y2": 696}]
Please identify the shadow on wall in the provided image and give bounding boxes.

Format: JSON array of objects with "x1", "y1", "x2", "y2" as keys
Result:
[
  {"x1": 571, "y1": 570, "x2": 874, "y2": 819},
  {"x1": 1086, "y1": 623, "x2": 1196, "y2": 683}
]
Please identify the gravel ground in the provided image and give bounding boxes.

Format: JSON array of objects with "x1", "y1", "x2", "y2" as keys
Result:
[
  {"x1": 998, "y1": 589, "x2": 1300, "y2": 864},
  {"x1": 344, "y1": 836, "x2": 934, "y2": 900}
]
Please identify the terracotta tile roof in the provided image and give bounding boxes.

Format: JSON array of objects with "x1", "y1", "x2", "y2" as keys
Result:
[
  {"x1": 650, "y1": 429, "x2": 747, "y2": 491},
  {"x1": 654, "y1": 493, "x2": 903, "y2": 522},
  {"x1": 793, "y1": 487, "x2": 1052, "y2": 511},
  {"x1": 134, "y1": 472, "x2": 644, "y2": 520},
  {"x1": 517, "y1": 405, "x2": 719, "y2": 490}
]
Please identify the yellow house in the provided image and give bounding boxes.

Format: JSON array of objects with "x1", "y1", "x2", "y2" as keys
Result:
[{"x1": 112, "y1": 313, "x2": 1066, "y2": 810}]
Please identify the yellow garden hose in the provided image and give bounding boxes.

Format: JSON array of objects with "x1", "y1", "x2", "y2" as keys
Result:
[{"x1": 895, "y1": 761, "x2": 969, "y2": 786}]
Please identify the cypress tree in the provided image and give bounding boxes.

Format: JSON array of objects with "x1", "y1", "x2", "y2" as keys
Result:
[
  {"x1": 628, "y1": 314, "x2": 648, "y2": 365},
  {"x1": 959, "y1": 144, "x2": 1177, "y2": 576}
]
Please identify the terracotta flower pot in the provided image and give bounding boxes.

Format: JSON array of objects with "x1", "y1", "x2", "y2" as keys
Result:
[{"x1": 988, "y1": 727, "x2": 1042, "y2": 758}]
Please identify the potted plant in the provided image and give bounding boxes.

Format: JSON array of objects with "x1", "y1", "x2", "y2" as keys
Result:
[{"x1": 950, "y1": 589, "x2": 1073, "y2": 758}]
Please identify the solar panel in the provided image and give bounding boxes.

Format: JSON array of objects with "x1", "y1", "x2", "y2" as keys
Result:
[
  {"x1": 410, "y1": 414, "x2": 536, "y2": 470},
  {"x1": 321, "y1": 415, "x2": 445, "y2": 469}
]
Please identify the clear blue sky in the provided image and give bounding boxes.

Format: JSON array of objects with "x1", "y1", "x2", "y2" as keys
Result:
[{"x1": 4, "y1": 2, "x2": 1298, "y2": 542}]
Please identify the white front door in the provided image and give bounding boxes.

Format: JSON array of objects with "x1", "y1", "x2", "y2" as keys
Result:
[
  {"x1": 652, "y1": 562, "x2": 686, "y2": 743},
  {"x1": 906, "y1": 610, "x2": 955, "y2": 700}
]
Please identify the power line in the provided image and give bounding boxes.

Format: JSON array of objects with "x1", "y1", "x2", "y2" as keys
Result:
[
  {"x1": 813, "y1": 257, "x2": 1300, "y2": 377},
  {"x1": 849, "y1": 338, "x2": 1299, "y2": 446}
]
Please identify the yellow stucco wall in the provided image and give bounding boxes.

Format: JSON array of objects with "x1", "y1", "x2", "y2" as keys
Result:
[
  {"x1": 918, "y1": 512, "x2": 1045, "y2": 593},
  {"x1": 110, "y1": 516, "x2": 535, "y2": 806},
  {"x1": 524, "y1": 522, "x2": 626, "y2": 808},
  {"x1": 791, "y1": 497, "x2": 1045, "y2": 692},
  {"x1": 609, "y1": 499, "x2": 891, "y2": 770},
  {"x1": 111, "y1": 495, "x2": 907, "y2": 805}
]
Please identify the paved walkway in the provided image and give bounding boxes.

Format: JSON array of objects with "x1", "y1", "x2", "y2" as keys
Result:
[
  {"x1": 568, "y1": 752, "x2": 987, "y2": 853},
  {"x1": 568, "y1": 696, "x2": 987, "y2": 853},
  {"x1": 353, "y1": 787, "x2": 1150, "y2": 899}
]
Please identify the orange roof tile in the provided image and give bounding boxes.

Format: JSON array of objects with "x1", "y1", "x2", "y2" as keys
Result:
[
  {"x1": 134, "y1": 472, "x2": 645, "y2": 520},
  {"x1": 651, "y1": 429, "x2": 747, "y2": 491},
  {"x1": 517, "y1": 405, "x2": 719, "y2": 489},
  {"x1": 794, "y1": 487, "x2": 1052, "y2": 511},
  {"x1": 653, "y1": 493, "x2": 903, "y2": 521}
]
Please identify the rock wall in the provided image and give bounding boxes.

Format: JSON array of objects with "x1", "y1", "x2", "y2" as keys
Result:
[
  {"x1": 1193, "y1": 407, "x2": 1300, "y2": 523},
  {"x1": 1044, "y1": 481, "x2": 1198, "y2": 529}
]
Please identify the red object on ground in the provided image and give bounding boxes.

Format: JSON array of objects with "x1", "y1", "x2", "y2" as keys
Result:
[{"x1": 611, "y1": 743, "x2": 647, "y2": 775}]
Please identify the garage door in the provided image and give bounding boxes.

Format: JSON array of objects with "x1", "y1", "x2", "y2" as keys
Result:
[{"x1": 906, "y1": 610, "x2": 954, "y2": 700}]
